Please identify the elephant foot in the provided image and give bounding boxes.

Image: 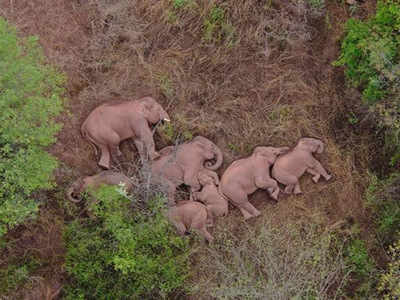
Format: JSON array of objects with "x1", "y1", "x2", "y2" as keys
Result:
[
  {"x1": 293, "y1": 189, "x2": 303, "y2": 195},
  {"x1": 149, "y1": 151, "x2": 160, "y2": 160},
  {"x1": 312, "y1": 174, "x2": 320, "y2": 183}
]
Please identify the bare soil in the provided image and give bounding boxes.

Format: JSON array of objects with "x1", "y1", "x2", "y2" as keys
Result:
[{"x1": 0, "y1": 0, "x2": 381, "y2": 298}]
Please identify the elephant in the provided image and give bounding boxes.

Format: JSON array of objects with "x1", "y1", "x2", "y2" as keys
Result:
[
  {"x1": 219, "y1": 146, "x2": 289, "y2": 220},
  {"x1": 81, "y1": 97, "x2": 170, "y2": 169},
  {"x1": 66, "y1": 171, "x2": 134, "y2": 203},
  {"x1": 192, "y1": 169, "x2": 228, "y2": 219},
  {"x1": 150, "y1": 136, "x2": 223, "y2": 206},
  {"x1": 271, "y1": 137, "x2": 332, "y2": 194},
  {"x1": 166, "y1": 200, "x2": 214, "y2": 243}
]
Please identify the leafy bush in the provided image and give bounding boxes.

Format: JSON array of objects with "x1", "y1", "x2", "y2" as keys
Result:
[
  {"x1": 334, "y1": 0, "x2": 400, "y2": 103},
  {"x1": 192, "y1": 220, "x2": 350, "y2": 299},
  {"x1": 345, "y1": 239, "x2": 375, "y2": 278},
  {"x1": 334, "y1": 0, "x2": 400, "y2": 165},
  {"x1": 64, "y1": 186, "x2": 189, "y2": 299},
  {"x1": 378, "y1": 237, "x2": 400, "y2": 299},
  {"x1": 366, "y1": 172, "x2": 400, "y2": 246},
  {"x1": 0, "y1": 18, "x2": 64, "y2": 236}
]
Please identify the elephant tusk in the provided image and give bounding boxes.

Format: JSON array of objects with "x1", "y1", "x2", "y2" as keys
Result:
[{"x1": 163, "y1": 118, "x2": 171, "y2": 122}]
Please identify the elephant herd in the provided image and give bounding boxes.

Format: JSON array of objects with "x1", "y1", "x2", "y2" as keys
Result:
[{"x1": 67, "y1": 97, "x2": 332, "y2": 242}]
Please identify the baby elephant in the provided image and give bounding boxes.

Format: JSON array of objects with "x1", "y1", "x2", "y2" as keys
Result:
[
  {"x1": 272, "y1": 137, "x2": 332, "y2": 194},
  {"x1": 220, "y1": 146, "x2": 289, "y2": 220},
  {"x1": 167, "y1": 201, "x2": 214, "y2": 243},
  {"x1": 66, "y1": 171, "x2": 134, "y2": 203},
  {"x1": 192, "y1": 170, "x2": 228, "y2": 219}
]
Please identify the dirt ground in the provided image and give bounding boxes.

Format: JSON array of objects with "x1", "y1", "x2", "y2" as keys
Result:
[{"x1": 0, "y1": 0, "x2": 381, "y2": 298}]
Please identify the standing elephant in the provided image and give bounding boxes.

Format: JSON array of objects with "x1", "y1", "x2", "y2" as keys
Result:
[
  {"x1": 219, "y1": 146, "x2": 289, "y2": 220},
  {"x1": 81, "y1": 97, "x2": 170, "y2": 169},
  {"x1": 167, "y1": 200, "x2": 214, "y2": 243},
  {"x1": 271, "y1": 137, "x2": 332, "y2": 194},
  {"x1": 66, "y1": 171, "x2": 134, "y2": 203},
  {"x1": 193, "y1": 169, "x2": 228, "y2": 219},
  {"x1": 151, "y1": 136, "x2": 223, "y2": 206}
]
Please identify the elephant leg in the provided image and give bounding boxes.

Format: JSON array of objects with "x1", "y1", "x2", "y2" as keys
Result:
[
  {"x1": 284, "y1": 184, "x2": 295, "y2": 194},
  {"x1": 167, "y1": 183, "x2": 177, "y2": 206},
  {"x1": 206, "y1": 214, "x2": 214, "y2": 227},
  {"x1": 184, "y1": 170, "x2": 201, "y2": 193},
  {"x1": 267, "y1": 186, "x2": 280, "y2": 201},
  {"x1": 196, "y1": 227, "x2": 214, "y2": 243},
  {"x1": 98, "y1": 144, "x2": 111, "y2": 169},
  {"x1": 171, "y1": 220, "x2": 187, "y2": 236},
  {"x1": 306, "y1": 168, "x2": 321, "y2": 183},
  {"x1": 137, "y1": 124, "x2": 159, "y2": 160},
  {"x1": 133, "y1": 139, "x2": 146, "y2": 162},
  {"x1": 239, "y1": 207, "x2": 253, "y2": 220},
  {"x1": 242, "y1": 201, "x2": 261, "y2": 220},
  {"x1": 293, "y1": 182, "x2": 302, "y2": 194},
  {"x1": 312, "y1": 160, "x2": 331, "y2": 181}
]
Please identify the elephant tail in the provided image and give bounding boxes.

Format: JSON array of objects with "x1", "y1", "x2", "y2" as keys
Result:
[{"x1": 81, "y1": 122, "x2": 98, "y2": 158}]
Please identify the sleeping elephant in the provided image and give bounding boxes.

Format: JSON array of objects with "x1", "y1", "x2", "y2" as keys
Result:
[
  {"x1": 193, "y1": 169, "x2": 228, "y2": 219},
  {"x1": 66, "y1": 171, "x2": 134, "y2": 203},
  {"x1": 271, "y1": 137, "x2": 332, "y2": 194},
  {"x1": 150, "y1": 136, "x2": 223, "y2": 206},
  {"x1": 167, "y1": 200, "x2": 214, "y2": 243},
  {"x1": 219, "y1": 146, "x2": 289, "y2": 220},
  {"x1": 81, "y1": 97, "x2": 170, "y2": 169}
]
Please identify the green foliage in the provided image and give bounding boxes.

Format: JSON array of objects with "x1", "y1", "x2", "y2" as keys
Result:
[
  {"x1": 345, "y1": 239, "x2": 375, "y2": 278},
  {"x1": 64, "y1": 186, "x2": 189, "y2": 300},
  {"x1": 203, "y1": 5, "x2": 235, "y2": 45},
  {"x1": 366, "y1": 172, "x2": 400, "y2": 246},
  {"x1": 334, "y1": 0, "x2": 400, "y2": 103},
  {"x1": 0, "y1": 256, "x2": 40, "y2": 295},
  {"x1": 0, "y1": 18, "x2": 64, "y2": 236},
  {"x1": 378, "y1": 237, "x2": 400, "y2": 299}
]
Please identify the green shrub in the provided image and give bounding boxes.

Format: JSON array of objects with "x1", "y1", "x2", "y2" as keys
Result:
[
  {"x1": 366, "y1": 172, "x2": 400, "y2": 246},
  {"x1": 0, "y1": 18, "x2": 64, "y2": 236},
  {"x1": 345, "y1": 239, "x2": 375, "y2": 278},
  {"x1": 334, "y1": 0, "x2": 400, "y2": 103},
  {"x1": 64, "y1": 186, "x2": 189, "y2": 299},
  {"x1": 334, "y1": 0, "x2": 400, "y2": 165},
  {"x1": 378, "y1": 237, "x2": 400, "y2": 299}
]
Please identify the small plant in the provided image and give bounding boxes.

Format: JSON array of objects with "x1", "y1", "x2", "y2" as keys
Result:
[
  {"x1": 203, "y1": 5, "x2": 235, "y2": 45},
  {"x1": 0, "y1": 18, "x2": 64, "y2": 236},
  {"x1": 345, "y1": 239, "x2": 375, "y2": 278},
  {"x1": 64, "y1": 185, "x2": 189, "y2": 299}
]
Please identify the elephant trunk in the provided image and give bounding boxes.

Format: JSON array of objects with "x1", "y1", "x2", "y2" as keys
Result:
[
  {"x1": 205, "y1": 143, "x2": 223, "y2": 171},
  {"x1": 66, "y1": 186, "x2": 82, "y2": 203}
]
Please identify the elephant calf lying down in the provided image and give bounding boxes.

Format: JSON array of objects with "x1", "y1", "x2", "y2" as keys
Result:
[
  {"x1": 220, "y1": 146, "x2": 289, "y2": 220},
  {"x1": 193, "y1": 170, "x2": 228, "y2": 219},
  {"x1": 167, "y1": 201, "x2": 214, "y2": 243},
  {"x1": 272, "y1": 137, "x2": 332, "y2": 194},
  {"x1": 67, "y1": 171, "x2": 134, "y2": 202}
]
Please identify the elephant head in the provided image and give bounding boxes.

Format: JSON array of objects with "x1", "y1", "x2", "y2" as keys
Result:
[
  {"x1": 191, "y1": 136, "x2": 223, "y2": 170},
  {"x1": 253, "y1": 146, "x2": 290, "y2": 165},
  {"x1": 198, "y1": 170, "x2": 220, "y2": 186},
  {"x1": 139, "y1": 97, "x2": 170, "y2": 124},
  {"x1": 66, "y1": 178, "x2": 86, "y2": 203},
  {"x1": 296, "y1": 138, "x2": 324, "y2": 154}
]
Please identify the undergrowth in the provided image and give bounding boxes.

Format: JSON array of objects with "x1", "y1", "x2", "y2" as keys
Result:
[
  {"x1": 0, "y1": 18, "x2": 64, "y2": 236},
  {"x1": 63, "y1": 185, "x2": 189, "y2": 299}
]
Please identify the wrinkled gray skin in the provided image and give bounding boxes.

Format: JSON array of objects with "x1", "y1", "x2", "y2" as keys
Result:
[
  {"x1": 219, "y1": 146, "x2": 289, "y2": 220},
  {"x1": 150, "y1": 136, "x2": 223, "y2": 206},
  {"x1": 272, "y1": 137, "x2": 332, "y2": 194},
  {"x1": 81, "y1": 97, "x2": 170, "y2": 169},
  {"x1": 66, "y1": 171, "x2": 134, "y2": 203},
  {"x1": 192, "y1": 170, "x2": 228, "y2": 221},
  {"x1": 167, "y1": 200, "x2": 214, "y2": 243}
]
